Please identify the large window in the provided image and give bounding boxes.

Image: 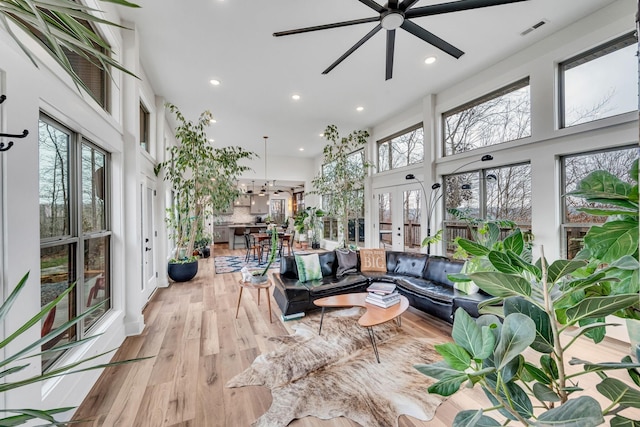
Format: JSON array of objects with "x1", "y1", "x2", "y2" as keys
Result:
[
  {"x1": 561, "y1": 146, "x2": 637, "y2": 258},
  {"x1": 321, "y1": 150, "x2": 366, "y2": 244},
  {"x1": 378, "y1": 124, "x2": 424, "y2": 172},
  {"x1": 560, "y1": 32, "x2": 638, "y2": 128},
  {"x1": 39, "y1": 115, "x2": 111, "y2": 371},
  {"x1": 140, "y1": 102, "x2": 150, "y2": 152},
  {"x1": 443, "y1": 163, "x2": 532, "y2": 254},
  {"x1": 443, "y1": 78, "x2": 531, "y2": 156}
]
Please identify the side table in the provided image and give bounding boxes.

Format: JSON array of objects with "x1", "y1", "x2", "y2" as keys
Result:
[{"x1": 236, "y1": 278, "x2": 273, "y2": 323}]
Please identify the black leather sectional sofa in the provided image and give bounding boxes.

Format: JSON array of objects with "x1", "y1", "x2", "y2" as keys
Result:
[{"x1": 272, "y1": 250, "x2": 492, "y2": 324}]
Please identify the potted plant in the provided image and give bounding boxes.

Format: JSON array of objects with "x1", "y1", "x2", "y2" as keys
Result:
[
  {"x1": 310, "y1": 124, "x2": 371, "y2": 248},
  {"x1": 252, "y1": 230, "x2": 279, "y2": 284},
  {"x1": 158, "y1": 103, "x2": 254, "y2": 282},
  {"x1": 307, "y1": 207, "x2": 325, "y2": 249}
]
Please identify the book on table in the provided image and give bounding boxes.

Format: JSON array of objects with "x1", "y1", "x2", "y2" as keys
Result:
[
  {"x1": 365, "y1": 291, "x2": 400, "y2": 308},
  {"x1": 365, "y1": 294, "x2": 400, "y2": 308},
  {"x1": 366, "y1": 282, "x2": 396, "y2": 295}
]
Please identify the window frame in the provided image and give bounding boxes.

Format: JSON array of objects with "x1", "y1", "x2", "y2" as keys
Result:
[
  {"x1": 139, "y1": 102, "x2": 150, "y2": 153},
  {"x1": 442, "y1": 77, "x2": 531, "y2": 156},
  {"x1": 377, "y1": 123, "x2": 424, "y2": 173},
  {"x1": 39, "y1": 113, "x2": 112, "y2": 371},
  {"x1": 558, "y1": 31, "x2": 638, "y2": 129},
  {"x1": 560, "y1": 144, "x2": 638, "y2": 258}
]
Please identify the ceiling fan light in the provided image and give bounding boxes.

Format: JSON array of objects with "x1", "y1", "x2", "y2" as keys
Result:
[{"x1": 381, "y1": 12, "x2": 404, "y2": 30}]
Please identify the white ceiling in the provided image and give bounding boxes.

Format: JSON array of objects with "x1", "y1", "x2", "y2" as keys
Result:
[{"x1": 117, "y1": 0, "x2": 617, "y2": 159}]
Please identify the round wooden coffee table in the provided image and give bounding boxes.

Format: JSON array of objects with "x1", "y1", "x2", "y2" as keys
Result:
[
  {"x1": 313, "y1": 292, "x2": 409, "y2": 362},
  {"x1": 236, "y1": 278, "x2": 272, "y2": 323}
]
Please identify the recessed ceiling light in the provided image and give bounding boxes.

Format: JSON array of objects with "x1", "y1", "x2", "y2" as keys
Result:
[
  {"x1": 299, "y1": 148, "x2": 304, "y2": 151},
  {"x1": 291, "y1": 94, "x2": 301, "y2": 100},
  {"x1": 210, "y1": 79, "x2": 220, "y2": 86},
  {"x1": 209, "y1": 119, "x2": 217, "y2": 124},
  {"x1": 356, "y1": 106, "x2": 364, "y2": 112},
  {"x1": 319, "y1": 133, "x2": 324, "y2": 137},
  {"x1": 424, "y1": 56, "x2": 437, "y2": 65},
  {"x1": 209, "y1": 138, "x2": 215, "y2": 142}
]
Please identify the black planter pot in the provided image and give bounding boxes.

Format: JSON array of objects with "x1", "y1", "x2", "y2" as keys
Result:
[
  {"x1": 168, "y1": 259, "x2": 198, "y2": 282},
  {"x1": 201, "y1": 246, "x2": 211, "y2": 258},
  {"x1": 311, "y1": 242, "x2": 320, "y2": 249}
]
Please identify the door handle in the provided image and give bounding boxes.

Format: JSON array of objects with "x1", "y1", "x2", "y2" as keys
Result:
[{"x1": 145, "y1": 247, "x2": 152, "y2": 252}]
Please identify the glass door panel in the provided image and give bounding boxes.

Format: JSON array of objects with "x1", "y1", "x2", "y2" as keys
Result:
[{"x1": 403, "y1": 189, "x2": 421, "y2": 252}]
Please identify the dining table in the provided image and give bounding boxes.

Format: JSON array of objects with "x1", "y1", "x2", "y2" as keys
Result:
[{"x1": 252, "y1": 232, "x2": 293, "y2": 262}]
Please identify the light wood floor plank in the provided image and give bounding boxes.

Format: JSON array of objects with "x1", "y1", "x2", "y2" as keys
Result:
[{"x1": 72, "y1": 247, "x2": 638, "y2": 426}]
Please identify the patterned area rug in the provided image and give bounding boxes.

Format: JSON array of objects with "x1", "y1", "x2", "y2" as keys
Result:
[
  {"x1": 213, "y1": 255, "x2": 280, "y2": 274},
  {"x1": 226, "y1": 308, "x2": 446, "y2": 427}
]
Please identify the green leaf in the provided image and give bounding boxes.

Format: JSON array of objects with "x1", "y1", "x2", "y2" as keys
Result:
[
  {"x1": 504, "y1": 297, "x2": 554, "y2": 354},
  {"x1": 611, "y1": 415, "x2": 640, "y2": 427},
  {"x1": 541, "y1": 355, "x2": 559, "y2": 380},
  {"x1": 547, "y1": 260, "x2": 588, "y2": 283},
  {"x1": 483, "y1": 381, "x2": 534, "y2": 420},
  {"x1": 0, "y1": 272, "x2": 29, "y2": 323},
  {"x1": 427, "y1": 374, "x2": 468, "y2": 396},
  {"x1": 451, "y1": 308, "x2": 495, "y2": 361},
  {"x1": 415, "y1": 361, "x2": 465, "y2": 380},
  {"x1": 494, "y1": 313, "x2": 536, "y2": 369},
  {"x1": 596, "y1": 378, "x2": 640, "y2": 408},
  {"x1": 503, "y1": 229, "x2": 525, "y2": 255},
  {"x1": 500, "y1": 354, "x2": 523, "y2": 384},
  {"x1": 457, "y1": 239, "x2": 491, "y2": 257},
  {"x1": 584, "y1": 220, "x2": 639, "y2": 263},
  {"x1": 468, "y1": 272, "x2": 531, "y2": 298},
  {"x1": 533, "y1": 382, "x2": 561, "y2": 402},
  {"x1": 453, "y1": 410, "x2": 501, "y2": 427},
  {"x1": 524, "y1": 362, "x2": 551, "y2": 385},
  {"x1": 488, "y1": 251, "x2": 519, "y2": 274},
  {"x1": 536, "y1": 396, "x2": 604, "y2": 426},
  {"x1": 435, "y1": 343, "x2": 471, "y2": 371},
  {"x1": 566, "y1": 294, "x2": 640, "y2": 323}
]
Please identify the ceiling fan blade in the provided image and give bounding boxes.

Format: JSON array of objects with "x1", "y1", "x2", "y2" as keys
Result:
[
  {"x1": 399, "y1": 0, "x2": 420, "y2": 11},
  {"x1": 387, "y1": 0, "x2": 399, "y2": 9},
  {"x1": 386, "y1": 29, "x2": 395, "y2": 80},
  {"x1": 400, "y1": 20, "x2": 464, "y2": 58},
  {"x1": 274, "y1": 17, "x2": 380, "y2": 37},
  {"x1": 406, "y1": 0, "x2": 529, "y2": 19},
  {"x1": 359, "y1": 0, "x2": 385, "y2": 13},
  {"x1": 322, "y1": 24, "x2": 383, "y2": 74}
]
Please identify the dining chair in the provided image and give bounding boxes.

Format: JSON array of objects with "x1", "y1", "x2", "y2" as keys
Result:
[
  {"x1": 234, "y1": 227, "x2": 246, "y2": 248},
  {"x1": 244, "y1": 233, "x2": 261, "y2": 262}
]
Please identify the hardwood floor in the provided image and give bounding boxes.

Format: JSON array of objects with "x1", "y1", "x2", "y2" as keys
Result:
[{"x1": 72, "y1": 246, "x2": 638, "y2": 426}]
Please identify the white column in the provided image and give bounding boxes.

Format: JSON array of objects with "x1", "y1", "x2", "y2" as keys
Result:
[{"x1": 121, "y1": 22, "x2": 144, "y2": 335}]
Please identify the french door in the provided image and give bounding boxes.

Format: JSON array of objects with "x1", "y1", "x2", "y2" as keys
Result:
[{"x1": 372, "y1": 185, "x2": 423, "y2": 252}]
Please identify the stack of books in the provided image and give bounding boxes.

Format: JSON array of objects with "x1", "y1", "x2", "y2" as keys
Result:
[{"x1": 365, "y1": 282, "x2": 400, "y2": 308}]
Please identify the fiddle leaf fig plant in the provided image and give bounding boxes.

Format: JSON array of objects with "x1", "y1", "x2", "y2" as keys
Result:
[{"x1": 416, "y1": 242, "x2": 640, "y2": 426}]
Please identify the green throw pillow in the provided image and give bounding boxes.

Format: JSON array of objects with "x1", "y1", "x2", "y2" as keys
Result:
[{"x1": 295, "y1": 253, "x2": 323, "y2": 282}]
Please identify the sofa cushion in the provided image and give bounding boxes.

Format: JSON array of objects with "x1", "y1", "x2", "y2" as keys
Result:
[
  {"x1": 295, "y1": 254, "x2": 323, "y2": 282},
  {"x1": 359, "y1": 248, "x2": 387, "y2": 272},
  {"x1": 423, "y1": 257, "x2": 464, "y2": 288},
  {"x1": 394, "y1": 253, "x2": 427, "y2": 278},
  {"x1": 306, "y1": 274, "x2": 368, "y2": 297},
  {"x1": 279, "y1": 255, "x2": 299, "y2": 279},
  {"x1": 396, "y1": 277, "x2": 456, "y2": 303},
  {"x1": 335, "y1": 248, "x2": 358, "y2": 277},
  {"x1": 318, "y1": 251, "x2": 338, "y2": 276}
]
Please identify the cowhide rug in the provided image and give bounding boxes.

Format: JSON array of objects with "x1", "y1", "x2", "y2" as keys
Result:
[{"x1": 226, "y1": 308, "x2": 445, "y2": 427}]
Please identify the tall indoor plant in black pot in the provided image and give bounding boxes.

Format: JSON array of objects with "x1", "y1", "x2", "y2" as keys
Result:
[{"x1": 159, "y1": 103, "x2": 254, "y2": 282}]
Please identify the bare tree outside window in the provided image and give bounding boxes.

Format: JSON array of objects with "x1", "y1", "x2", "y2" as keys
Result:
[
  {"x1": 39, "y1": 120, "x2": 70, "y2": 239},
  {"x1": 444, "y1": 79, "x2": 531, "y2": 156},
  {"x1": 377, "y1": 124, "x2": 424, "y2": 172}
]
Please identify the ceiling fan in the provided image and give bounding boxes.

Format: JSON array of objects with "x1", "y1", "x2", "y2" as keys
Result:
[{"x1": 273, "y1": 0, "x2": 529, "y2": 80}]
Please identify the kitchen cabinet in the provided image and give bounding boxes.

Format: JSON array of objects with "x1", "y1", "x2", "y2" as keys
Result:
[
  {"x1": 250, "y1": 195, "x2": 269, "y2": 214},
  {"x1": 213, "y1": 226, "x2": 229, "y2": 243},
  {"x1": 234, "y1": 194, "x2": 251, "y2": 207}
]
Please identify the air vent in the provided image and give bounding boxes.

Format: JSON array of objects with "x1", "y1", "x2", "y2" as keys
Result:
[{"x1": 520, "y1": 20, "x2": 547, "y2": 36}]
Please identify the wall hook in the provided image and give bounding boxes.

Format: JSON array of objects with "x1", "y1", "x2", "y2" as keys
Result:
[{"x1": 0, "y1": 95, "x2": 29, "y2": 152}]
